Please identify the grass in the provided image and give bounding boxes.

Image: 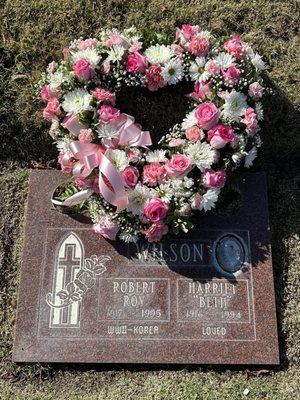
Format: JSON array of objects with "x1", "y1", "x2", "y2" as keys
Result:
[{"x1": 0, "y1": 0, "x2": 299, "y2": 398}]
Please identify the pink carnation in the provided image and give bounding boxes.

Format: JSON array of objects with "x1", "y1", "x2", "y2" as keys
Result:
[
  {"x1": 126, "y1": 52, "x2": 148, "y2": 74},
  {"x1": 143, "y1": 163, "x2": 167, "y2": 187},
  {"x1": 78, "y1": 38, "x2": 97, "y2": 50},
  {"x1": 165, "y1": 154, "x2": 192, "y2": 179},
  {"x1": 248, "y1": 82, "x2": 264, "y2": 100},
  {"x1": 207, "y1": 124, "x2": 235, "y2": 149},
  {"x1": 92, "y1": 88, "x2": 116, "y2": 105},
  {"x1": 98, "y1": 105, "x2": 120, "y2": 124},
  {"x1": 168, "y1": 138, "x2": 186, "y2": 147},
  {"x1": 241, "y1": 108, "x2": 260, "y2": 136},
  {"x1": 202, "y1": 169, "x2": 226, "y2": 188},
  {"x1": 176, "y1": 24, "x2": 198, "y2": 42},
  {"x1": 58, "y1": 151, "x2": 74, "y2": 173},
  {"x1": 128, "y1": 148, "x2": 140, "y2": 163},
  {"x1": 205, "y1": 60, "x2": 220, "y2": 75},
  {"x1": 61, "y1": 113, "x2": 88, "y2": 136},
  {"x1": 105, "y1": 32, "x2": 127, "y2": 48},
  {"x1": 73, "y1": 59, "x2": 95, "y2": 82},
  {"x1": 78, "y1": 129, "x2": 92, "y2": 143},
  {"x1": 195, "y1": 102, "x2": 220, "y2": 130},
  {"x1": 40, "y1": 84, "x2": 57, "y2": 103},
  {"x1": 144, "y1": 198, "x2": 169, "y2": 222},
  {"x1": 188, "y1": 36, "x2": 209, "y2": 56},
  {"x1": 102, "y1": 59, "x2": 110, "y2": 75},
  {"x1": 191, "y1": 193, "x2": 203, "y2": 210},
  {"x1": 223, "y1": 66, "x2": 241, "y2": 85},
  {"x1": 62, "y1": 46, "x2": 71, "y2": 60},
  {"x1": 224, "y1": 35, "x2": 245, "y2": 58},
  {"x1": 146, "y1": 66, "x2": 165, "y2": 91},
  {"x1": 122, "y1": 166, "x2": 139, "y2": 188},
  {"x1": 42, "y1": 97, "x2": 61, "y2": 121},
  {"x1": 93, "y1": 216, "x2": 119, "y2": 240},
  {"x1": 144, "y1": 221, "x2": 169, "y2": 243},
  {"x1": 129, "y1": 42, "x2": 142, "y2": 53},
  {"x1": 185, "y1": 126, "x2": 204, "y2": 142}
]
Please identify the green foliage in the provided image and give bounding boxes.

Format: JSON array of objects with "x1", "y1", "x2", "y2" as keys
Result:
[{"x1": 0, "y1": 0, "x2": 299, "y2": 398}]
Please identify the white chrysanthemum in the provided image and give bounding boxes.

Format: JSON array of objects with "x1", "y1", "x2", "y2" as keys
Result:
[
  {"x1": 145, "y1": 150, "x2": 166, "y2": 163},
  {"x1": 155, "y1": 182, "x2": 174, "y2": 203},
  {"x1": 232, "y1": 152, "x2": 242, "y2": 165},
  {"x1": 162, "y1": 59, "x2": 184, "y2": 85},
  {"x1": 186, "y1": 142, "x2": 215, "y2": 172},
  {"x1": 55, "y1": 136, "x2": 72, "y2": 152},
  {"x1": 119, "y1": 231, "x2": 138, "y2": 243},
  {"x1": 108, "y1": 45, "x2": 125, "y2": 62},
  {"x1": 198, "y1": 30, "x2": 211, "y2": 40},
  {"x1": 72, "y1": 48, "x2": 101, "y2": 67},
  {"x1": 244, "y1": 43, "x2": 255, "y2": 59},
  {"x1": 189, "y1": 57, "x2": 210, "y2": 82},
  {"x1": 214, "y1": 52, "x2": 235, "y2": 70},
  {"x1": 127, "y1": 184, "x2": 153, "y2": 215},
  {"x1": 201, "y1": 188, "x2": 220, "y2": 212},
  {"x1": 222, "y1": 90, "x2": 247, "y2": 122},
  {"x1": 251, "y1": 53, "x2": 266, "y2": 71},
  {"x1": 255, "y1": 102, "x2": 264, "y2": 120},
  {"x1": 144, "y1": 44, "x2": 173, "y2": 65},
  {"x1": 244, "y1": 147, "x2": 257, "y2": 168},
  {"x1": 181, "y1": 110, "x2": 198, "y2": 130},
  {"x1": 49, "y1": 71, "x2": 66, "y2": 90},
  {"x1": 106, "y1": 149, "x2": 129, "y2": 171},
  {"x1": 97, "y1": 123, "x2": 119, "y2": 139},
  {"x1": 62, "y1": 88, "x2": 93, "y2": 114}
]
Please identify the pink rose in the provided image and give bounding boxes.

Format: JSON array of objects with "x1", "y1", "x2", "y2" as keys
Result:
[
  {"x1": 61, "y1": 113, "x2": 88, "y2": 136},
  {"x1": 144, "y1": 198, "x2": 169, "y2": 222},
  {"x1": 93, "y1": 216, "x2": 119, "y2": 240},
  {"x1": 58, "y1": 151, "x2": 74, "y2": 173},
  {"x1": 144, "y1": 221, "x2": 169, "y2": 243},
  {"x1": 241, "y1": 108, "x2": 260, "y2": 136},
  {"x1": 78, "y1": 38, "x2": 97, "y2": 50},
  {"x1": 187, "y1": 82, "x2": 211, "y2": 101},
  {"x1": 73, "y1": 59, "x2": 95, "y2": 82},
  {"x1": 202, "y1": 169, "x2": 226, "y2": 188},
  {"x1": 185, "y1": 126, "x2": 204, "y2": 142},
  {"x1": 78, "y1": 129, "x2": 92, "y2": 143},
  {"x1": 248, "y1": 82, "x2": 264, "y2": 100},
  {"x1": 205, "y1": 60, "x2": 220, "y2": 75},
  {"x1": 122, "y1": 167, "x2": 139, "y2": 188},
  {"x1": 224, "y1": 35, "x2": 245, "y2": 58},
  {"x1": 146, "y1": 66, "x2": 165, "y2": 91},
  {"x1": 223, "y1": 66, "x2": 241, "y2": 85},
  {"x1": 98, "y1": 105, "x2": 120, "y2": 124},
  {"x1": 40, "y1": 84, "x2": 57, "y2": 103},
  {"x1": 195, "y1": 102, "x2": 220, "y2": 130},
  {"x1": 126, "y1": 52, "x2": 148, "y2": 74},
  {"x1": 42, "y1": 97, "x2": 61, "y2": 121},
  {"x1": 188, "y1": 36, "x2": 209, "y2": 56},
  {"x1": 207, "y1": 124, "x2": 235, "y2": 149},
  {"x1": 92, "y1": 88, "x2": 116, "y2": 105},
  {"x1": 143, "y1": 163, "x2": 167, "y2": 187},
  {"x1": 165, "y1": 154, "x2": 192, "y2": 179}
]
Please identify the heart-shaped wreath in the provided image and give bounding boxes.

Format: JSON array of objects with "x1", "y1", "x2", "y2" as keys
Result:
[{"x1": 40, "y1": 25, "x2": 266, "y2": 243}]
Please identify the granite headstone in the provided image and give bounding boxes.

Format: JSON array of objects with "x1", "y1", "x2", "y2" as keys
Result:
[{"x1": 13, "y1": 170, "x2": 279, "y2": 364}]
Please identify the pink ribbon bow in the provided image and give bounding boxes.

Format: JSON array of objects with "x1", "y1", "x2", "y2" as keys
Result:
[
  {"x1": 53, "y1": 141, "x2": 128, "y2": 211},
  {"x1": 113, "y1": 114, "x2": 152, "y2": 148}
]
